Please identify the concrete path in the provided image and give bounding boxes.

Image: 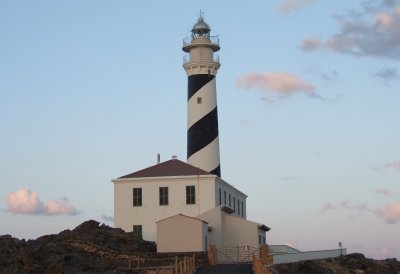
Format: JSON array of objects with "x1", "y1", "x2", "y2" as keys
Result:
[{"x1": 194, "y1": 264, "x2": 253, "y2": 274}]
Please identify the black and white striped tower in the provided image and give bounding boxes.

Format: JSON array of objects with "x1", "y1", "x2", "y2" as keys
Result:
[{"x1": 183, "y1": 16, "x2": 221, "y2": 177}]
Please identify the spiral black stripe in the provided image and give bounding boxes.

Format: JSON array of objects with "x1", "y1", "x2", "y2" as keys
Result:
[
  {"x1": 188, "y1": 74, "x2": 215, "y2": 100},
  {"x1": 187, "y1": 106, "x2": 219, "y2": 156},
  {"x1": 210, "y1": 165, "x2": 221, "y2": 177}
]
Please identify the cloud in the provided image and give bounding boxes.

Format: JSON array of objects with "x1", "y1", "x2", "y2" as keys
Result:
[
  {"x1": 280, "y1": 0, "x2": 314, "y2": 13},
  {"x1": 322, "y1": 200, "x2": 400, "y2": 224},
  {"x1": 280, "y1": 176, "x2": 299, "y2": 182},
  {"x1": 237, "y1": 72, "x2": 319, "y2": 101},
  {"x1": 301, "y1": 38, "x2": 322, "y2": 51},
  {"x1": 47, "y1": 197, "x2": 78, "y2": 216},
  {"x1": 321, "y1": 200, "x2": 372, "y2": 214},
  {"x1": 373, "y1": 67, "x2": 400, "y2": 81},
  {"x1": 321, "y1": 202, "x2": 336, "y2": 211},
  {"x1": 384, "y1": 161, "x2": 400, "y2": 171},
  {"x1": 368, "y1": 165, "x2": 382, "y2": 172},
  {"x1": 101, "y1": 214, "x2": 114, "y2": 222},
  {"x1": 377, "y1": 203, "x2": 400, "y2": 224},
  {"x1": 305, "y1": 65, "x2": 339, "y2": 82},
  {"x1": 6, "y1": 189, "x2": 45, "y2": 214},
  {"x1": 301, "y1": 2, "x2": 400, "y2": 60},
  {"x1": 5, "y1": 189, "x2": 79, "y2": 216},
  {"x1": 375, "y1": 188, "x2": 392, "y2": 196}
]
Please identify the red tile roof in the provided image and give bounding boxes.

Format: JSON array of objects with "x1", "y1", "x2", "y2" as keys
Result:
[{"x1": 117, "y1": 159, "x2": 211, "y2": 179}]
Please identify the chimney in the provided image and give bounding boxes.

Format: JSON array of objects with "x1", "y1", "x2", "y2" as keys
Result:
[{"x1": 157, "y1": 153, "x2": 160, "y2": 164}]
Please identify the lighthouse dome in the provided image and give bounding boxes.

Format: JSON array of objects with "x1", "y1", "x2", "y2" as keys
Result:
[{"x1": 192, "y1": 17, "x2": 211, "y2": 35}]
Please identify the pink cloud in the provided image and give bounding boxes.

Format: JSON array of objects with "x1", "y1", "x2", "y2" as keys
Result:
[
  {"x1": 6, "y1": 189, "x2": 78, "y2": 216},
  {"x1": 322, "y1": 200, "x2": 400, "y2": 224},
  {"x1": 6, "y1": 189, "x2": 45, "y2": 214},
  {"x1": 237, "y1": 72, "x2": 318, "y2": 101},
  {"x1": 340, "y1": 201, "x2": 350, "y2": 209},
  {"x1": 384, "y1": 161, "x2": 400, "y2": 171},
  {"x1": 321, "y1": 202, "x2": 335, "y2": 211},
  {"x1": 47, "y1": 197, "x2": 78, "y2": 215},
  {"x1": 280, "y1": 0, "x2": 313, "y2": 13},
  {"x1": 377, "y1": 203, "x2": 400, "y2": 224},
  {"x1": 375, "y1": 188, "x2": 392, "y2": 196},
  {"x1": 300, "y1": 38, "x2": 321, "y2": 51}
]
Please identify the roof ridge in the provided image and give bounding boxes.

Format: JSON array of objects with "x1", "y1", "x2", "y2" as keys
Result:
[{"x1": 116, "y1": 158, "x2": 211, "y2": 179}]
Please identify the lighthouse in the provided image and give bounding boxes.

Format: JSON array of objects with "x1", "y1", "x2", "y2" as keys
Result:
[{"x1": 183, "y1": 16, "x2": 221, "y2": 177}]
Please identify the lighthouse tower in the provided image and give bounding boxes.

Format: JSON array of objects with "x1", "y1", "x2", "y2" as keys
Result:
[{"x1": 183, "y1": 16, "x2": 221, "y2": 177}]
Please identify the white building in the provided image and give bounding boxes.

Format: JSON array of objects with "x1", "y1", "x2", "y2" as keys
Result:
[
  {"x1": 113, "y1": 158, "x2": 252, "y2": 243},
  {"x1": 269, "y1": 245, "x2": 347, "y2": 264}
]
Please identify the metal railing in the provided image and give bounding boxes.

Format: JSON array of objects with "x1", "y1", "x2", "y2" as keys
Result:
[
  {"x1": 216, "y1": 246, "x2": 259, "y2": 264},
  {"x1": 182, "y1": 54, "x2": 219, "y2": 65},
  {"x1": 182, "y1": 35, "x2": 220, "y2": 47}
]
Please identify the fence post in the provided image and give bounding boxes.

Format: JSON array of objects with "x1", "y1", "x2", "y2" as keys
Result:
[
  {"x1": 185, "y1": 256, "x2": 188, "y2": 273},
  {"x1": 208, "y1": 245, "x2": 217, "y2": 266},
  {"x1": 259, "y1": 244, "x2": 269, "y2": 265}
]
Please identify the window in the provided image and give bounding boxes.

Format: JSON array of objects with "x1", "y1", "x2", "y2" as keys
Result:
[
  {"x1": 159, "y1": 187, "x2": 168, "y2": 205},
  {"x1": 224, "y1": 191, "x2": 227, "y2": 205},
  {"x1": 233, "y1": 197, "x2": 236, "y2": 212},
  {"x1": 229, "y1": 194, "x2": 231, "y2": 207},
  {"x1": 241, "y1": 201, "x2": 244, "y2": 217},
  {"x1": 133, "y1": 188, "x2": 142, "y2": 207},
  {"x1": 237, "y1": 199, "x2": 240, "y2": 215},
  {"x1": 197, "y1": 97, "x2": 202, "y2": 104},
  {"x1": 219, "y1": 188, "x2": 222, "y2": 205},
  {"x1": 133, "y1": 225, "x2": 142, "y2": 238},
  {"x1": 186, "y1": 185, "x2": 195, "y2": 204}
]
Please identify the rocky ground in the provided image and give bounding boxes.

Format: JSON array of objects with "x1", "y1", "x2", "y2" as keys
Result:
[
  {"x1": 0, "y1": 220, "x2": 156, "y2": 273},
  {"x1": 273, "y1": 253, "x2": 400, "y2": 274},
  {"x1": 1, "y1": 220, "x2": 399, "y2": 273}
]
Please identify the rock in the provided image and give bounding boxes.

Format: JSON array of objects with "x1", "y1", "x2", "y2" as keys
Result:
[
  {"x1": 273, "y1": 253, "x2": 400, "y2": 274},
  {"x1": 0, "y1": 220, "x2": 156, "y2": 273}
]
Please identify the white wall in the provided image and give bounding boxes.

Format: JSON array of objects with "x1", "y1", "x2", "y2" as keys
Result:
[
  {"x1": 198, "y1": 206, "x2": 262, "y2": 249},
  {"x1": 272, "y1": 249, "x2": 347, "y2": 264},
  {"x1": 197, "y1": 206, "x2": 224, "y2": 248},
  {"x1": 156, "y1": 214, "x2": 207, "y2": 253},
  {"x1": 215, "y1": 177, "x2": 247, "y2": 219},
  {"x1": 113, "y1": 175, "x2": 217, "y2": 241},
  {"x1": 223, "y1": 213, "x2": 258, "y2": 247}
]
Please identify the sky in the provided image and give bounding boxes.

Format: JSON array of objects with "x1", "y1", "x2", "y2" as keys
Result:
[{"x1": 1, "y1": 0, "x2": 399, "y2": 260}]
